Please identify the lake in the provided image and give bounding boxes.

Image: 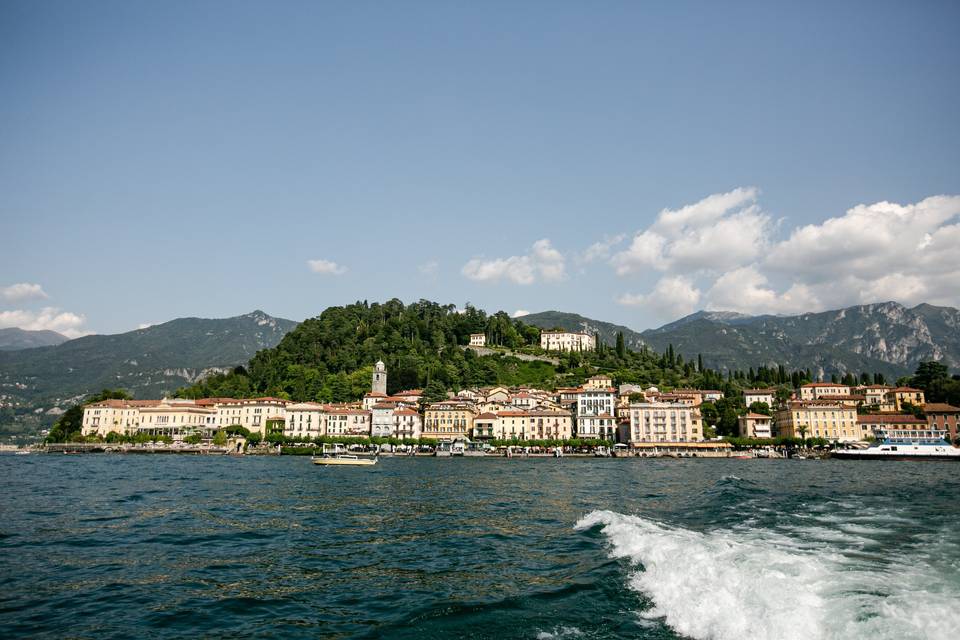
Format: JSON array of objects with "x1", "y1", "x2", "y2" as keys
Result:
[{"x1": 1, "y1": 455, "x2": 958, "y2": 639}]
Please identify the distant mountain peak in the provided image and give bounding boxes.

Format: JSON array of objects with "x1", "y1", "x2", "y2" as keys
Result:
[{"x1": 0, "y1": 327, "x2": 70, "y2": 351}]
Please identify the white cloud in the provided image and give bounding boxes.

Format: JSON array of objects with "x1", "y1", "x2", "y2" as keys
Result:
[
  {"x1": 418, "y1": 260, "x2": 439, "y2": 277},
  {"x1": 611, "y1": 187, "x2": 770, "y2": 276},
  {"x1": 704, "y1": 266, "x2": 818, "y2": 315},
  {"x1": 512, "y1": 309, "x2": 530, "y2": 318},
  {"x1": 1, "y1": 283, "x2": 48, "y2": 303},
  {"x1": 578, "y1": 234, "x2": 626, "y2": 264},
  {"x1": 462, "y1": 239, "x2": 566, "y2": 285},
  {"x1": 617, "y1": 275, "x2": 702, "y2": 320},
  {"x1": 610, "y1": 190, "x2": 960, "y2": 319},
  {"x1": 137, "y1": 322, "x2": 156, "y2": 330},
  {"x1": 307, "y1": 259, "x2": 347, "y2": 275},
  {"x1": 0, "y1": 307, "x2": 90, "y2": 339}
]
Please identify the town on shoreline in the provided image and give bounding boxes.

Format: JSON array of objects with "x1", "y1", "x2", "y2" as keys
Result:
[{"x1": 55, "y1": 329, "x2": 958, "y2": 458}]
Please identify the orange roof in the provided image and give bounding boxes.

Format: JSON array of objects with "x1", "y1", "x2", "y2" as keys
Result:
[{"x1": 924, "y1": 403, "x2": 960, "y2": 414}]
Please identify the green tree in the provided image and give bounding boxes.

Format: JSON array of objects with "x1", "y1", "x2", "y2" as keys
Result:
[{"x1": 213, "y1": 430, "x2": 227, "y2": 446}]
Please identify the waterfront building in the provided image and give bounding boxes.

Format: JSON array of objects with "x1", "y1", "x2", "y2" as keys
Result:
[
  {"x1": 215, "y1": 397, "x2": 288, "y2": 436},
  {"x1": 138, "y1": 398, "x2": 218, "y2": 440},
  {"x1": 540, "y1": 330, "x2": 596, "y2": 352},
  {"x1": 774, "y1": 401, "x2": 858, "y2": 442},
  {"x1": 888, "y1": 387, "x2": 925, "y2": 410},
  {"x1": 575, "y1": 386, "x2": 617, "y2": 440},
  {"x1": 799, "y1": 383, "x2": 851, "y2": 401},
  {"x1": 472, "y1": 413, "x2": 497, "y2": 440},
  {"x1": 284, "y1": 402, "x2": 327, "y2": 439},
  {"x1": 469, "y1": 333, "x2": 486, "y2": 347},
  {"x1": 325, "y1": 408, "x2": 372, "y2": 437},
  {"x1": 81, "y1": 399, "x2": 159, "y2": 437},
  {"x1": 626, "y1": 402, "x2": 703, "y2": 443},
  {"x1": 738, "y1": 413, "x2": 773, "y2": 438},
  {"x1": 423, "y1": 401, "x2": 476, "y2": 441},
  {"x1": 526, "y1": 408, "x2": 573, "y2": 440},
  {"x1": 394, "y1": 408, "x2": 422, "y2": 439},
  {"x1": 856, "y1": 413, "x2": 926, "y2": 440},
  {"x1": 923, "y1": 403, "x2": 960, "y2": 442},
  {"x1": 743, "y1": 388, "x2": 777, "y2": 409}
]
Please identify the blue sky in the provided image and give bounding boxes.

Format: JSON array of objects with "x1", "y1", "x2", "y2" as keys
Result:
[{"x1": 2, "y1": 1, "x2": 959, "y2": 337}]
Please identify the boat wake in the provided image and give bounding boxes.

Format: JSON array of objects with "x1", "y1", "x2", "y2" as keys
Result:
[{"x1": 575, "y1": 510, "x2": 960, "y2": 640}]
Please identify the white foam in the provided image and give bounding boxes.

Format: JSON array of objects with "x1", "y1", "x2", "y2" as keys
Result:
[
  {"x1": 535, "y1": 626, "x2": 583, "y2": 639},
  {"x1": 576, "y1": 510, "x2": 960, "y2": 640}
]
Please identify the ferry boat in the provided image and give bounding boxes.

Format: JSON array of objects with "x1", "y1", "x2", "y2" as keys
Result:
[{"x1": 833, "y1": 428, "x2": 960, "y2": 461}]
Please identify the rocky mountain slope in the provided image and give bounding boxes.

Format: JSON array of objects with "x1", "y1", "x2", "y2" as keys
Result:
[{"x1": 521, "y1": 302, "x2": 960, "y2": 379}]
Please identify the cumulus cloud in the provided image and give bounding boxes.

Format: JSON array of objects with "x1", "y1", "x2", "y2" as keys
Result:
[
  {"x1": 617, "y1": 276, "x2": 702, "y2": 320},
  {"x1": 609, "y1": 190, "x2": 960, "y2": 319},
  {"x1": 307, "y1": 259, "x2": 347, "y2": 275},
  {"x1": 1, "y1": 283, "x2": 48, "y2": 303},
  {"x1": 462, "y1": 239, "x2": 566, "y2": 285},
  {"x1": 578, "y1": 234, "x2": 626, "y2": 264},
  {"x1": 512, "y1": 309, "x2": 530, "y2": 318},
  {"x1": 0, "y1": 307, "x2": 90, "y2": 338},
  {"x1": 704, "y1": 266, "x2": 818, "y2": 315},
  {"x1": 611, "y1": 187, "x2": 771, "y2": 275}
]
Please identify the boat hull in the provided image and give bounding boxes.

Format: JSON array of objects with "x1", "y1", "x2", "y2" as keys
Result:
[
  {"x1": 312, "y1": 457, "x2": 377, "y2": 466},
  {"x1": 832, "y1": 451, "x2": 960, "y2": 461}
]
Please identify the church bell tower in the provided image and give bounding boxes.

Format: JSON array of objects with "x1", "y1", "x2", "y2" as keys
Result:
[{"x1": 372, "y1": 360, "x2": 387, "y2": 394}]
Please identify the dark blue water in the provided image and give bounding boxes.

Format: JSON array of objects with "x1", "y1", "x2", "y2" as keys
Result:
[{"x1": 1, "y1": 456, "x2": 958, "y2": 639}]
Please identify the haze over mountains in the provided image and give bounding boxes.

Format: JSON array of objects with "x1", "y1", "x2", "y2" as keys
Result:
[
  {"x1": 1, "y1": 301, "x2": 958, "y2": 439},
  {"x1": 0, "y1": 327, "x2": 69, "y2": 351},
  {"x1": 521, "y1": 301, "x2": 960, "y2": 379}
]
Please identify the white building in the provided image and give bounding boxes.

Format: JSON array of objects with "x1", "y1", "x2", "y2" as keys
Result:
[
  {"x1": 799, "y1": 383, "x2": 851, "y2": 401},
  {"x1": 575, "y1": 387, "x2": 617, "y2": 439},
  {"x1": 284, "y1": 402, "x2": 327, "y2": 439},
  {"x1": 469, "y1": 333, "x2": 486, "y2": 347},
  {"x1": 744, "y1": 388, "x2": 776, "y2": 409},
  {"x1": 325, "y1": 408, "x2": 372, "y2": 437},
  {"x1": 540, "y1": 330, "x2": 596, "y2": 352},
  {"x1": 627, "y1": 402, "x2": 703, "y2": 443}
]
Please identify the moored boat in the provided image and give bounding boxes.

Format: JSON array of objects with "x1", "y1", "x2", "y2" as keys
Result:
[
  {"x1": 312, "y1": 443, "x2": 378, "y2": 466},
  {"x1": 833, "y1": 428, "x2": 960, "y2": 461}
]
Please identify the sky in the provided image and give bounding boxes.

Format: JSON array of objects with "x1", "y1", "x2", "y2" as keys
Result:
[{"x1": 2, "y1": 1, "x2": 959, "y2": 338}]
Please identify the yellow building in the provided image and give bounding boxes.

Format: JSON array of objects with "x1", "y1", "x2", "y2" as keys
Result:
[
  {"x1": 423, "y1": 401, "x2": 476, "y2": 440},
  {"x1": 138, "y1": 399, "x2": 218, "y2": 440},
  {"x1": 799, "y1": 383, "x2": 851, "y2": 401},
  {"x1": 214, "y1": 397, "x2": 288, "y2": 436},
  {"x1": 774, "y1": 401, "x2": 859, "y2": 442},
  {"x1": 888, "y1": 387, "x2": 925, "y2": 411},
  {"x1": 627, "y1": 402, "x2": 703, "y2": 443},
  {"x1": 81, "y1": 399, "x2": 159, "y2": 437},
  {"x1": 284, "y1": 402, "x2": 327, "y2": 439}
]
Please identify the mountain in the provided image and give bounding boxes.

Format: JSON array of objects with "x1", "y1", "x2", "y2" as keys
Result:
[
  {"x1": 0, "y1": 327, "x2": 69, "y2": 351},
  {"x1": 521, "y1": 302, "x2": 960, "y2": 379},
  {"x1": 0, "y1": 311, "x2": 298, "y2": 437}
]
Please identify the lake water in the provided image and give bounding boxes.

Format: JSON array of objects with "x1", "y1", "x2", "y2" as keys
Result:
[{"x1": 1, "y1": 455, "x2": 958, "y2": 639}]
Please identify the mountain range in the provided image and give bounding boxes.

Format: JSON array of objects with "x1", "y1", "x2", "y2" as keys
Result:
[
  {"x1": 2, "y1": 301, "x2": 958, "y2": 439},
  {"x1": 0, "y1": 327, "x2": 69, "y2": 351},
  {"x1": 0, "y1": 311, "x2": 297, "y2": 438},
  {"x1": 520, "y1": 302, "x2": 960, "y2": 379}
]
